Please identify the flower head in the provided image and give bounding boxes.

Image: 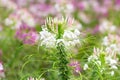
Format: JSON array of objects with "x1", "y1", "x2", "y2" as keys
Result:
[
  {"x1": 69, "y1": 60, "x2": 82, "y2": 74},
  {"x1": 16, "y1": 23, "x2": 38, "y2": 45},
  {"x1": 39, "y1": 17, "x2": 81, "y2": 48}
]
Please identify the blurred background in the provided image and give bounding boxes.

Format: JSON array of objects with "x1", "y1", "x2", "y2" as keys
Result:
[{"x1": 0, "y1": 0, "x2": 120, "y2": 80}]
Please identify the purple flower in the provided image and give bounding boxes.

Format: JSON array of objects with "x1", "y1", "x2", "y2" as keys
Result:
[
  {"x1": 114, "y1": 0, "x2": 120, "y2": 10},
  {"x1": 69, "y1": 60, "x2": 82, "y2": 74},
  {"x1": 93, "y1": 25, "x2": 100, "y2": 34},
  {"x1": 115, "y1": 0, "x2": 120, "y2": 6},
  {"x1": 72, "y1": 0, "x2": 86, "y2": 11},
  {"x1": 15, "y1": 23, "x2": 38, "y2": 45},
  {"x1": 23, "y1": 31, "x2": 39, "y2": 45}
]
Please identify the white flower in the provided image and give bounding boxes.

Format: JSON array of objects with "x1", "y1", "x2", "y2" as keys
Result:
[
  {"x1": 63, "y1": 30, "x2": 78, "y2": 40},
  {"x1": 102, "y1": 36, "x2": 109, "y2": 46},
  {"x1": 99, "y1": 20, "x2": 116, "y2": 33},
  {"x1": 63, "y1": 30, "x2": 80, "y2": 47},
  {"x1": 74, "y1": 29, "x2": 81, "y2": 36},
  {"x1": 105, "y1": 57, "x2": 117, "y2": 66},
  {"x1": 39, "y1": 30, "x2": 56, "y2": 48},
  {"x1": 110, "y1": 71, "x2": 114, "y2": 76},
  {"x1": 88, "y1": 55, "x2": 98, "y2": 62},
  {"x1": 111, "y1": 65, "x2": 118, "y2": 70},
  {"x1": 66, "y1": 3, "x2": 74, "y2": 12},
  {"x1": 83, "y1": 64, "x2": 88, "y2": 70},
  {"x1": 39, "y1": 18, "x2": 81, "y2": 48},
  {"x1": 0, "y1": 63, "x2": 4, "y2": 71},
  {"x1": 5, "y1": 18, "x2": 14, "y2": 26}
]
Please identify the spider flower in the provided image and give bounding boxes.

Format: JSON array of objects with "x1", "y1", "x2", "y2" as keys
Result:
[
  {"x1": 39, "y1": 17, "x2": 81, "y2": 48},
  {"x1": 84, "y1": 47, "x2": 118, "y2": 76},
  {"x1": 16, "y1": 23, "x2": 38, "y2": 45},
  {"x1": 69, "y1": 60, "x2": 82, "y2": 74}
]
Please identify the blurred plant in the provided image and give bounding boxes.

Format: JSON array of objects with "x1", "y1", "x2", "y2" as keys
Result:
[
  {"x1": 83, "y1": 47, "x2": 119, "y2": 79},
  {"x1": 27, "y1": 77, "x2": 45, "y2": 80},
  {"x1": 5, "y1": 8, "x2": 35, "y2": 29},
  {"x1": 102, "y1": 34, "x2": 120, "y2": 55},
  {"x1": 39, "y1": 17, "x2": 81, "y2": 80},
  {"x1": 15, "y1": 23, "x2": 39, "y2": 45},
  {"x1": 98, "y1": 20, "x2": 116, "y2": 34}
]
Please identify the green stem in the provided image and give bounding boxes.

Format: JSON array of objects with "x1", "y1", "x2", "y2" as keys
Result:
[{"x1": 57, "y1": 41, "x2": 69, "y2": 80}]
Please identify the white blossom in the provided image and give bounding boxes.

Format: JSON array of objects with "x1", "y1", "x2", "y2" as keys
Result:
[
  {"x1": 102, "y1": 36, "x2": 109, "y2": 46},
  {"x1": 83, "y1": 64, "x2": 88, "y2": 70},
  {"x1": 99, "y1": 20, "x2": 116, "y2": 33},
  {"x1": 110, "y1": 71, "x2": 114, "y2": 76},
  {"x1": 39, "y1": 30, "x2": 56, "y2": 48},
  {"x1": 5, "y1": 18, "x2": 14, "y2": 26},
  {"x1": 111, "y1": 65, "x2": 118, "y2": 70}
]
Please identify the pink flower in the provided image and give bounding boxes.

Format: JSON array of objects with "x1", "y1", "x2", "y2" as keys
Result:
[
  {"x1": 29, "y1": 3, "x2": 55, "y2": 24},
  {"x1": 72, "y1": 0, "x2": 87, "y2": 11},
  {"x1": 93, "y1": 5, "x2": 108, "y2": 16},
  {"x1": 115, "y1": 0, "x2": 120, "y2": 6},
  {"x1": 15, "y1": 23, "x2": 38, "y2": 45},
  {"x1": 93, "y1": 25, "x2": 100, "y2": 34},
  {"x1": 23, "y1": 31, "x2": 39, "y2": 45},
  {"x1": 115, "y1": 0, "x2": 120, "y2": 10},
  {"x1": 69, "y1": 60, "x2": 82, "y2": 74}
]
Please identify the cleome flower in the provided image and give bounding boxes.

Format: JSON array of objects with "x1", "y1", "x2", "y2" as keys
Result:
[
  {"x1": 39, "y1": 17, "x2": 81, "y2": 48},
  {"x1": 99, "y1": 20, "x2": 116, "y2": 33},
  {"x1": 84, "y1": 47, "x2": 118, "y2": 76},
  {"x1": 15, "y1": 23, "x2": 39, "y2": 45},
  {"x1": 4, "y1": 8, "x2": 35, "y2": 29},
  {"x1": 69, "y1": 60, "x2": 82, "y2": 74},
  {"x1": 102, "y1": 34, "x2": 120, "y2": 55}
]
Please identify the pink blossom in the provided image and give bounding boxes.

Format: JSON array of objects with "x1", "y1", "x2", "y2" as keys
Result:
[
  {"x1": 72, "y1": 0, "x2": 87, "y2": 11},
  {"x1": 69, "y1": 60, "x2": 82, "y2": 74},
  {"x1": 23, "y1": 31, "x2": 39, "y2": 45},
  {"x1": 29, "y1": 3, "x2": 56, "y2": 24},
  {"x1": 15, "y1": 23, "x2": 38, "y2": 45},
  {"x1": 93, "y1": 25, "x2": 100, "y2": 34},
  {"x1": 115, "y1": 0, "x2": 120, "y2": 10},
  {"x1": 115, "y1": 0, "x2": 120, "y2": 6}
]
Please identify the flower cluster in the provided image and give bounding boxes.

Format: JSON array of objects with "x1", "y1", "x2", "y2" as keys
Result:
[
  {"x1": 99, "y1": 20, "x2": 116, "y2": 33},
  {"x1": 84, "y1": 48, "x2": 118, "y2": 76},
  {"x1": 0, "y1": 0, "x2": 17, "y2": 10},
  {"x1": 5, "y1": 9, "x2": 35, "y2": 29},
  {"x1": 15, "y1": 23, "x2": 38, "y2": 45},
  {"x1": 102, "y1": 34, "x2": 120, "y2": 55},
  {"x1": 39, "y1": 17, "x2": 81, "y2": 48}
]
